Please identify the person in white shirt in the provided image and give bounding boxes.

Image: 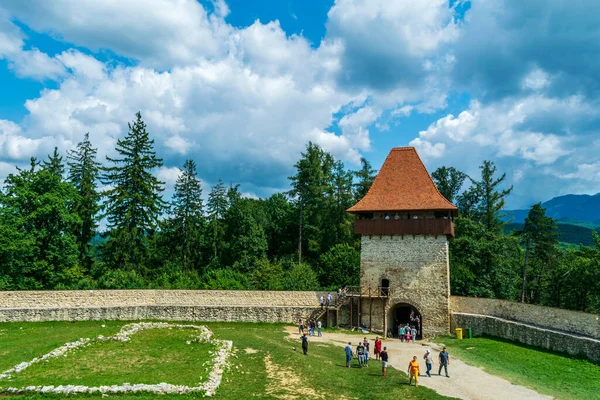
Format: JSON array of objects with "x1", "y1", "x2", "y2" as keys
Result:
[{"x1": 317, "y1": 320, "x2": 322, "y2": 336}]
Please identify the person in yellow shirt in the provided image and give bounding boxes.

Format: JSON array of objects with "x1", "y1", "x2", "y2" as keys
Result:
[{"x1": 407, "y1": 356, "x2": 420, "y2": 387}]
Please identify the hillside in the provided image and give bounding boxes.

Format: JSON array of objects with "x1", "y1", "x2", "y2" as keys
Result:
[
  {"x1": 504, "y1": 222, "x2": 600, "y2": 247},
  {"x1": 505, "y1": 193, "x2": 600, "y2": 227}
]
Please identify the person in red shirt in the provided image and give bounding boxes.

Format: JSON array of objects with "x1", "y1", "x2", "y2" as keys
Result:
[{"x1": 374, "y1": 337, "x2": 382, "y2": 360}]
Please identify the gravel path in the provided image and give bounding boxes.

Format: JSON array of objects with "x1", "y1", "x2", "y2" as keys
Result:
[{"x1": 284, "y1": 327, "x2": 553, "y2": 400}]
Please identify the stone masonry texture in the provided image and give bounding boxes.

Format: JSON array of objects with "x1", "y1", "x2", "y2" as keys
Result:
[
  {"x1": 451, "y1": 313, "x2": 600, "y2": 362},
  {"x1": 359, "y1": 235, "x2": 450, "y2": 338},
  {"x1": 0, "y1": 305, "x2": 317, "y2": 324},
  {"x1": 450, "y1": 296, "x2": 600, "y2": 339},
  {"x1": 0, "y1": 290, "x2": 328, "y2": 309},
  {"x1": 0, "y1": 290, "x2": 331, "y2": 324}
]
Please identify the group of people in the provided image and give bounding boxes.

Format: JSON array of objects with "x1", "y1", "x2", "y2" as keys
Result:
[
  {"x1": 298, "y1": 319, "x2": 322, "y2": 338},
  {"x1": 397, "y1": 323, "x2": 418, "y2": 343},
  {"x1": 339, "y1": 337, "x2": 451, "y2": 386},
  {"x1": 344, "y1": 337, "x2": 388, "y2": 368},
  {"x1": 298, "y1": 326, "x2": 452, "y2": 387},
  {"x1": 344, "y1": 336, "x2": 384, "y2": 368},
  {"x1": 319, "y1": 288, "x2": 348, "y2": 309},
  {"x1": 407, "y1": 347, "x2": 451, "y2": 386}
]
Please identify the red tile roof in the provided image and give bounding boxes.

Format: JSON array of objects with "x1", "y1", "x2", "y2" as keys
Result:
[{"x1": 347, "y1": 147, "x2": 458, "y2": 214}]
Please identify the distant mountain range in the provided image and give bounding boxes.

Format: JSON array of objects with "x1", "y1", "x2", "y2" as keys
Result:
[
  {"x1": 504, "y1": 193, "x2": 600, "y2": 228},
  {"x1": 502, "y1": 193, "x2": 600, "y2": 247}
]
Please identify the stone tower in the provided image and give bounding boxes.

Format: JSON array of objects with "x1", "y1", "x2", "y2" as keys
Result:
[{"x1": 347, "y1": 147, "x2": 457, "y2": 338}]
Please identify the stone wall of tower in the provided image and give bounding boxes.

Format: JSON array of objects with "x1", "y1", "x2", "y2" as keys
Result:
[{"x1": 359, "y1": 235, "x2": 450, "y2": 337}]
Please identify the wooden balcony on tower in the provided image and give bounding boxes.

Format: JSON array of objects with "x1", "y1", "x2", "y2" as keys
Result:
[{"x1": 354, "y1": 218, "x2": 455, "y2": 238}]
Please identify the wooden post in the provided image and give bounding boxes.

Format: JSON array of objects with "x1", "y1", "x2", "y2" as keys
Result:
[
  {"x1": 358, "y1": 289, "x2": 362, "y2": 330},
  {"x1": 383, "y1": 298, "x2": 387, "y2": 338},
  {"x1": 369, "y1": 298, "x2": 373, "y2": 330},
  {"x1": 350, "y1": 297, "x2": 353, "y2": 329}
]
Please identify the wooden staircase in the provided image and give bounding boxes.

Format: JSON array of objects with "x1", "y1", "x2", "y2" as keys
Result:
[
  {"x1": 304, "y1": 286, "x2": 393, "y2": 332},
  {"x1": 305, "y1": 289, "x2": 348, "y2": 326}
]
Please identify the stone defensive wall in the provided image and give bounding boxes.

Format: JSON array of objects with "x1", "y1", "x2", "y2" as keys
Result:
[
  {"x1": 450, "y1": 296, "x2": 600, "y2": 362},
  {"x1": 0, "y1": 290, "x2": 328, "y2": 324}
]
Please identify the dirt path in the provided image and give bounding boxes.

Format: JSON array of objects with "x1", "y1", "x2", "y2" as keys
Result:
[{"x1": 284, "y1": 327, "x2": 553, "y2": 400}]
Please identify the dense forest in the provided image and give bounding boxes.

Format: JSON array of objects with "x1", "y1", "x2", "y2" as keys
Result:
[{"x1": 0, "y1": 113, "x2": 598, "y2": 314}]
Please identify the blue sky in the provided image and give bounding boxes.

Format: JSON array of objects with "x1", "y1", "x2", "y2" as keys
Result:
[{"x1": 0, "y1": 0, "x2": 599, "y2": 208}]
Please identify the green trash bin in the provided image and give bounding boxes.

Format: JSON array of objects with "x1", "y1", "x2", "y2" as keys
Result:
[{"x1": 466, "y1": 327, "x2": 472, "y2": 339}]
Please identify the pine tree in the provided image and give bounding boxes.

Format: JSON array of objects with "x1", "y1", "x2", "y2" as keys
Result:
[
  {"x1": 43, "y1": 147, "x2": 65, "y2": 177},
  {"x1": 353, "y1": 157, "x2": 376, "y2": 201},
  {"x1": 171, "y1": 159, "x2": 204, "y2": 272},
  {"x1": 518, "y1": 203, "x2": 559, "y2": 303},
  {"x1": 432, "y1": 166, "x2": 467, "y2": 203},
  {"x1": 288, "y1": 142, "x2": 334, "y2": 263},
  {"x1": 67, "y1": 133, "x2": 101, "y2": 270},
  {"x1": 474, "y1": 161, "x2": 513, "y2": 233},
  {"x1": 101, "y1": 112, "x2": 165, "y2": 274},
  {"x1": 207, "y1": 179, "x2": 227, "y2": 260},
  {"x1": 330, "y1": 160, "x2": 354, "y2": 246}
]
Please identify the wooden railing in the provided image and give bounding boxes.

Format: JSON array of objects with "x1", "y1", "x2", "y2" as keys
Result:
[
  {"x1": 354, "y1": 218, "x2": 454, "y2": 237},
  {"x1": 345, "y1": 286, "x2": 392, "y2": 298}
]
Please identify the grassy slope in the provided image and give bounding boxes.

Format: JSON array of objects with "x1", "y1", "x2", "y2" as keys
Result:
[
  {"x1": 0, "y1": 321, "x2": 451, "y2": 400},
  {"x1": 433, "y1": 336, "x2": 600, "y2": 400}
]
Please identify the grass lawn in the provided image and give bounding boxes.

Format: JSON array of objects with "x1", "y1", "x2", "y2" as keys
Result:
[
  {"x1": 0, "y1": 321, "x2": 453, "y2": 400},
  {"x1": 433, "y1": 335, "x2": 600, "y2": 400},
  {"x1": 0, "y1": 321, "x2": 125, "y2": 372},
  {"x1": 6, "y1": 328, "x2": 216, "y2": 387}
]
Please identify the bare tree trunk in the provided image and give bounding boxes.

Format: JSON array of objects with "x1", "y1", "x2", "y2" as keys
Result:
[
  {"x1": 521, "y1": 238, "x2": 530, "y2": 303},
  {"x1": 298, "y1": 202, "x2": 303, "y2": 265}
]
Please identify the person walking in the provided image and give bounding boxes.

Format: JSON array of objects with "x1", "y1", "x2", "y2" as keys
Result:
[
  {"x1": 438, "y1": 347, "x2": 450, "y2": 377},
  {"x1": 374, "y1": 337, "x2": 382, "y2": 360},
  {"x1": 317, "y1": 320, "x2": 322, "y2": 337},
  {"x1": 299, "y1": 319, "x2": 304, "y2": 334},
  {"x1": 320, "y1": 296, "x2": 324, "y2": 309},
  {"x1": 408, "y1": 356, "x2": 420, "y2": 387},
  {"x1": 411, "y1": 326, "x2": 417, "y2": 341},
  {"x1": 363, "y1": 337, "x2": 370, "y2": 367},
  {"x1": 399, "y1": 325, "x2": 405, "y2": 342},
  {"x1": 356, "y1": 342, "x2": 365, "y2": 367},
  {"x1": 380, "y1": 346, "x2": 389, "y2": 378},
  {"x1": 405, "y1": 330, "x2": 411, "y2": 343},
  {"x1": 327, "y1": 293, "x2": 332, "y2": 307},
  {"x1": 301, "y1": 333, "x2": 308, "y2": 355},
  {"x1": 424, "y1": 349, "x2": 434, "y2": 377},
  {"x1": 345, "y1": 342, "x2": 353, "y2": 368}
]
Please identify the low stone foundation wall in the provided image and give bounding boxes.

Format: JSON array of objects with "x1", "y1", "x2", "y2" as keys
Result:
[
  {"x1": 451, "y1": 312, "x2": 600, "y2": 362},
  {"x1": 0, "y1": 305, "x2": 316, "y2": 324}
]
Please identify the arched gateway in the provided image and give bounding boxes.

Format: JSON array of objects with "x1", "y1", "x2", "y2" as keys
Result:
[{"x1": 346, "y1": 147, "x2": 457, "y2": 338}]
